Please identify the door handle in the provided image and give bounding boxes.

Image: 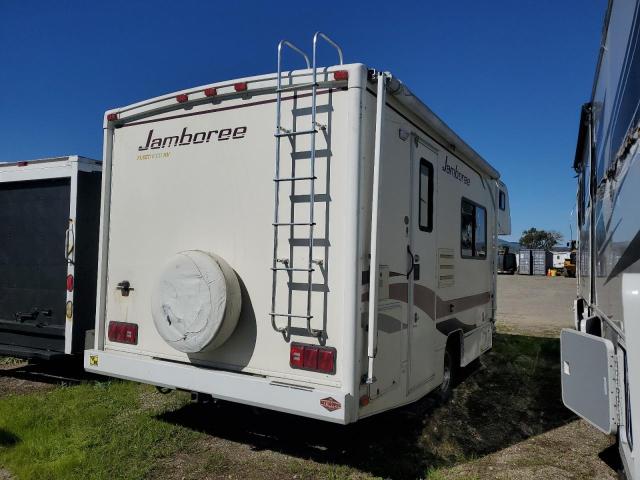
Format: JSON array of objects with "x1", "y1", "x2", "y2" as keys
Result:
[{"x1": 406, "y1": 245, "x2": 415, "y2": 279}]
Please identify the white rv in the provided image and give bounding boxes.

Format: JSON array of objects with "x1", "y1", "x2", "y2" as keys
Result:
[
  {"x1": 561, "y1": 1, "x2": 640, "y2": 477},
  {"x1": 84, "y1": 33, "x2": 511, "y2": 423},
  {"x1": 0, "y1": 157, "x2": 101, "y2": 359}
]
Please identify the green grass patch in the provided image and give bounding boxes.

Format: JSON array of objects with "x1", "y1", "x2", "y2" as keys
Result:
[
  {"x1": 0, "y1": 381, "x2": 195, "y2": 480},
  {"x1": 0, "y1": 357, "x2": 24, "y2": 367}
]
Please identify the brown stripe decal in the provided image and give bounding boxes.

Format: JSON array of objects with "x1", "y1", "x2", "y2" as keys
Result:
[
  {"x1": 435, "y1": 291, "x2": 491, "y2": 319},
  {"x1": 413, "y1": 284, "x2": 436, "y2": 318},
  {"x1": 362, "y1": 281, "x2": 489, "y2": 320}
]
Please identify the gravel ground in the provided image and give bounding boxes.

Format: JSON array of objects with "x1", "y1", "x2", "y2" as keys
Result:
[{"x1": 496, "y1": 274, "x2": 576, "y2": 337}]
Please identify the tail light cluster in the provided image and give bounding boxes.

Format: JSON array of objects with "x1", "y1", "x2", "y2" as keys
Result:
[
  {"x1": 66, "y1": 274, "x2": 74, "y2": 292},
  {"x1": 108, "y1": 321, "x2": 138, "y2": 345},
  {"x1": 290, "y1": 343, "x2": 336, "y2": 374}
]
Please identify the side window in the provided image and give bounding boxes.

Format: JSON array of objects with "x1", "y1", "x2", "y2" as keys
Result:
[
  {"x1": 499, "y1": 190, "x2": 506, "y2": 210},
  {"x1": 461, "y1": 199, "x2": 487, "y2": 259},
  {"x1": 419, "y1": 159, "x2": 434, "y2": 232},
  {"x1": 461, "y1": 201, "x2": 474, "y2": 257}
]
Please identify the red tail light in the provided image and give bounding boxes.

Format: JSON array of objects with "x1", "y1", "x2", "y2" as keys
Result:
[
  {"x1": 176, "y1": 93, "x2": 189, "y2": 103},
  {"x1": 290, "y1": 343, "x2": 336, "y2": 374},
  {"x1": 234, "y1": 82, "x2": 247, "y2": 92},
  {"x1": 204, "y1": 87, "x2": 217, "y2": 97},
  {"x1": 108, "y1": 321, "x2": 138, "y2": 345},
  {"x1": 333, "y1": 70, "x2": 349, "y2": 81},
  {"x1": 290, "y1": 344, "x2": 304, "y2": 368},
  {"x1": 107, "y1": 113, "x2": 118, "y2": 121},
  {"x1": 66, "y1": 274, "x2": 74, "y2": 292},
  {"x1": 17, "y1": 161, "x2": 28, "y2": 167}
]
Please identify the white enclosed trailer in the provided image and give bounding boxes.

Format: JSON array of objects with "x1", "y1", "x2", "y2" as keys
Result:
[
  {"x1": 84, "y1": 34, "x2": 511, "y2": 423},
  {"x1": 0, "y1": 156, "x2": 101, "y2": 359}
]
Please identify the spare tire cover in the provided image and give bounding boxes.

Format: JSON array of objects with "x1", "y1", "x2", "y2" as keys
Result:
[{"x1": 151, "y1": 250, "x2": 241, "y2": 353}]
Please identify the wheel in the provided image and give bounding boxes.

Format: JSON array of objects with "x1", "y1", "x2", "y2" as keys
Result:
[{"x1": 436, "y1": 349, "x2": 454, "y2": 403}]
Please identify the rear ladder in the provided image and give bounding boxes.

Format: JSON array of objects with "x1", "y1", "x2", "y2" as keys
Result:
[{"x1": 270, "y1": 33, "x2": 343, "y2": 338}]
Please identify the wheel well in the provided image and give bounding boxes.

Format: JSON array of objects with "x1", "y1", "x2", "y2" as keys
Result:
[{"x1": 446, "y1": 330, "x2": 463, "y2": 367}]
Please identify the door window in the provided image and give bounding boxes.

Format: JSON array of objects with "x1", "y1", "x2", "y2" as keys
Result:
[{"x1": 419, "y1": 159, "x2": 434, "y2": 232}]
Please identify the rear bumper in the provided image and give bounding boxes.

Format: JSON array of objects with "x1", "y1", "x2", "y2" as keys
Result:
[{"x1": 84, "y1": 349, "x2": 352, "y2": 424}]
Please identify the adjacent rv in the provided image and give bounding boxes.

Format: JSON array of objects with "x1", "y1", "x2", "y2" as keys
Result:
[
  {"x1": 0, "y1": 157, "x2": 101, "y2": 359},
  {"x1": 561, "y1": 1, "x2": 640, "y2": 477},
  {"x1": 84, "y1": 33, "x2": 511, "y2": 423}
]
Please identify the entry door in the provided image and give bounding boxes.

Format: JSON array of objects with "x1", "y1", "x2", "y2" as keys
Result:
[{"x1": 407, "y1": 137, "x2": 438, "y2": 391}]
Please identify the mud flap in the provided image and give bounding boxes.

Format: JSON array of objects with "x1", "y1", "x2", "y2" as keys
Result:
[{"x1": 561, "y1": 329, "x2": 618, "y2": 434}]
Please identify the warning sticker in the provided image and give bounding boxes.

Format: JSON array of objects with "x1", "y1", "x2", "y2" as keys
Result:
[
  {"x1": 320, "y1": 397, "x2": 342, "y2": 412},
  {"x1": 89, "y1": 355, "x2": 99, "y2": 366}
]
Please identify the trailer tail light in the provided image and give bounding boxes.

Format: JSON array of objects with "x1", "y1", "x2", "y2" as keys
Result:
[
  {"x1": 108, "y1": 321, "x2": 138, "y2": 345},
  {"x1": 176, "y1": 94, "x2": 188, "y2": 103},
  {"x1": 204, "y1": 87, "x2": 217, "y2": 97},
  {"x1": 234, "y1": 82, "x2": 247, "y2": 92},
  {"x1": 65, "y1": 301, "x2": 73, "y2": 319},
  {"x1": 333, "y1": 70, "x2": 349, "y2": 81},
  {"x1": 290, "y1": 343, "x2": 336, "y2": 374},
  {"x1": 66, "y1": 274, "x2": 74, "y2": 292},
  {"x1": 107, "y1": 113, "x2": 118, "y2": 122}
]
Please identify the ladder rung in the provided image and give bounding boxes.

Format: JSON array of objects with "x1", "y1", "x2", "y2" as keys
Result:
[
  {"x1": 276, "y1": 82, "x2": 317, "y2": 92},
  {"x1": 290, "y1": 193, "x2": 329, "y2": 203},
  {"x1": 270, "y1": 313, "x2": 313, "y2": 319},
  {"x1": 272, "y1": 267, "x2": 314, "y2": 272},
  {"x1": 275, "y1": 129, "x2": 317, "y2": 138},
  {"x1": 274, "y1": 176, "x2": 317, "y2": 182},
  {"x1": 273, "y1": 222, "x2": 316, "y2": 226},
  {"x1": 288, "y1": 282, "x2": 328, "y2": 292}
]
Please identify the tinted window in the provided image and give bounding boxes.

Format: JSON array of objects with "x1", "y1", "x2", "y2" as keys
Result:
[
  {"x1": 461, "y1": 199, "x2": 487, "y2": 259},
  {"x1": 419, "y1": 159, "x2": 433, "y2": 232},
  {"x1": 461, "y1": 201, "x2": 474, "y2": 257},
  {"x1": 499, "y1": 190, "x2": 506, "y2": 210}
]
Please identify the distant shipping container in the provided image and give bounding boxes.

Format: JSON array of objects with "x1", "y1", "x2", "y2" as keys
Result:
[
  {"x1": 518, "y1": 249, "x2": 532, "y2": 275},
  {"x1": 532, "y1": 249, "x2": 553, "y2": 276}
]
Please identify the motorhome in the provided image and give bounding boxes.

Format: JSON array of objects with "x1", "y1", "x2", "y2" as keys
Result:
[
  {"x1": 561, "y1": 1, "x2": 640, "y2": 477},
  {"x1": 84, "y1": 33, "x2": 511, "y2": 423},
  {"x1": 0, "y1": 157, "x2": 101, "y2": 359}
]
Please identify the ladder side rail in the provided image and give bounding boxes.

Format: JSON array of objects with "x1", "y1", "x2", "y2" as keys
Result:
[
  {"x1": 272, "y1": 39, "x2": 311, "y2": 335},
  {"x1": 312, "y1": 32, "x2": 344, "y2": 66},
  {"x1": 305, "y1": 32, "x2": 344, "y2": 337},
  {"x1": 271, "y1": 45, "x2": 285, "y2": 333}
]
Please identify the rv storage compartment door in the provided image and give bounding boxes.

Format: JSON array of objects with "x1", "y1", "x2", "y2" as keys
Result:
[{"x1": 560, "y1": 329, "x2": 618, "y2": 434}]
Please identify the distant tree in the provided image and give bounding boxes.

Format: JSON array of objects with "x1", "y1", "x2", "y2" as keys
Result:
[{"x1": 519, "y1": 228, "x2": 563, "y2": 251}]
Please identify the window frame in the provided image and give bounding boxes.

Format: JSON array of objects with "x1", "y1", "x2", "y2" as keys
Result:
[
  {"x1": 460, "y1": 197, "x2": 487, "y2": 260},
  {"x1": 418, "y1": 158, "x2": 434, "y2": 232}
]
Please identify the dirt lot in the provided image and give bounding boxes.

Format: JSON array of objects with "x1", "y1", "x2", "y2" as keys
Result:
[
  {"x1": 0, "y1": 274, "x2": 620, "y2": 479},
  {"x1": 496, "y1": 274, "x2": 577, "y2": 337}
]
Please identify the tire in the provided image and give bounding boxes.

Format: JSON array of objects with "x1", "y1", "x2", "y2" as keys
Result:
[{"x1": 435, "y1": 349, "x2": 454, "y2": 403}]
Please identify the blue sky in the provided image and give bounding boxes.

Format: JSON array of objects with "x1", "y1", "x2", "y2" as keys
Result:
[{"x1": 0, "y1": 1, "x2": 606, "y2": 242}]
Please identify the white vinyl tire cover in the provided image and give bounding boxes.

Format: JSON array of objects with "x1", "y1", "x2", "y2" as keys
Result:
[{"x1": 151, "y1": 250, "x2": 241, "y2": 353}]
